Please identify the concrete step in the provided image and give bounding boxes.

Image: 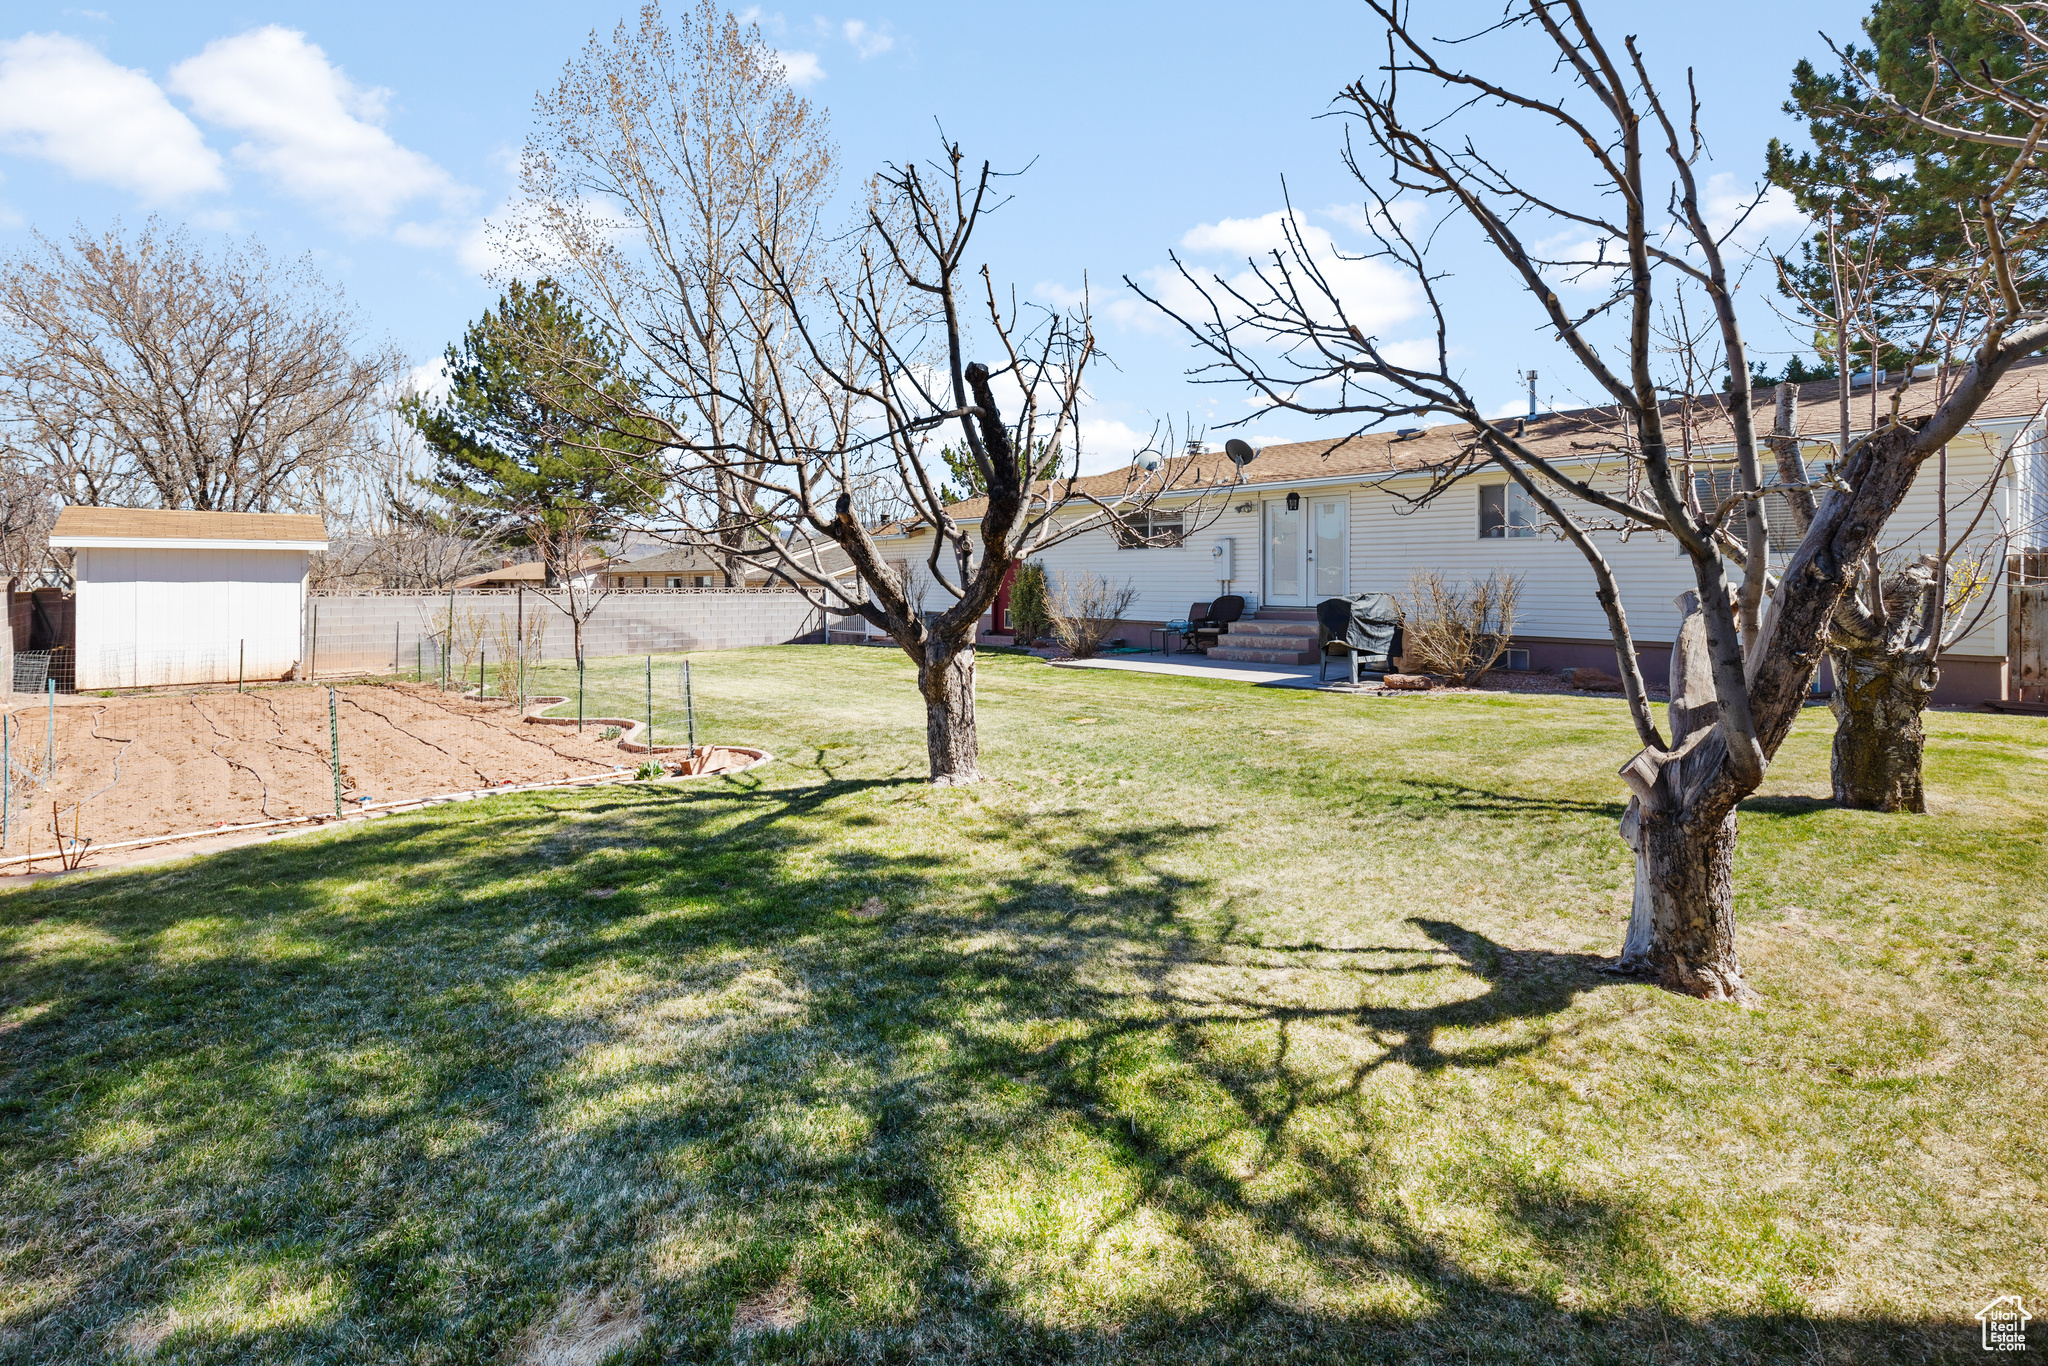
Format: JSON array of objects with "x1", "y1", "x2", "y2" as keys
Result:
[
  {"x1": 1252, "y1": 607, "x2": 1318, "y2": 621},
  {"x1": 1207, "y1": 643, "x2": 1319, "y2": 665},
  {"x1": 1227, "y1": 620, "x2": 1320, "y2": 639}
]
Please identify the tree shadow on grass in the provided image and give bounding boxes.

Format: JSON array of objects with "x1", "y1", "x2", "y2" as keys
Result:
[
  {"x1": 1358, "y1": 781, "x2": 1628, "y2": 822},
  {"x1": 0, "y1": 780, "x2": 1983, "y2": 1365}
]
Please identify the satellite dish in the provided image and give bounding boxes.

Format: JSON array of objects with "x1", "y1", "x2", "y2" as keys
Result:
[
  {"x1": 1224, "y1": 438, "x2": 1257, "y2": 466},
  {"x1": 1135, "y1": 449, "x2": 1163, "y2": 472}
]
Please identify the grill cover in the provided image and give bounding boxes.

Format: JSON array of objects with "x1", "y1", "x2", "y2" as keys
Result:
[{"x1": 1317, "y1": 593, "x2": 1404, "y2": 669}]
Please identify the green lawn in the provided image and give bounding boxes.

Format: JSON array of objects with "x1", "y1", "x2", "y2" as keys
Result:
[{"x1": 2, "y1": 646, "x2": 2043, "y2": 1364}]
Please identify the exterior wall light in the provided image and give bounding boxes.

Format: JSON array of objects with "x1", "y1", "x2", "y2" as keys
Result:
[{"x1": 1286, "y1": 491, "x2": 1300, "y2": 511}]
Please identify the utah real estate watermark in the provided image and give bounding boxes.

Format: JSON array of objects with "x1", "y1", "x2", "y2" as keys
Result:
[{"x1": 1980, "y1": 1296, "x2": 2031, "y2": 1353}]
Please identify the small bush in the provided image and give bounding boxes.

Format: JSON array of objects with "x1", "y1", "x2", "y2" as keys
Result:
[
  {"x1": 634, "y1": 760, "x2": 667, "y2": 780},
  {"x1": 1403, "y1": 569, "x2": 1523, "y2": 685},
  {"x1": 1008, "y1": 560, "x2": 1052, "y2": 643},
  {"x1": 600, "y1": 726, "x2": 622, "y2": 740},
  {"x1": 1048, "y1": 570, "x2": 1139, "y2": 659}
]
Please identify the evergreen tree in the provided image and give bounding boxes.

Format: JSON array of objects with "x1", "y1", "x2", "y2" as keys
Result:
[
  {"x1": 403, "y1": 280, "x2": 662, "y2": 584},
  {"x1": 1767, "y1": 0, "x2": 2048, "y2": 369},
  {"x1": 402, "y1": 280, "x2": 664, "y2": 663},
  {"x1": 938, "y1": 440, "x2": 1061, "y2": 503}
]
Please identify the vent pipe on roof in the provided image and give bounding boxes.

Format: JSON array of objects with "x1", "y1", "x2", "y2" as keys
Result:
[{"x1": 1525, "y1": 369, "x2": 1538, "y2": 418}]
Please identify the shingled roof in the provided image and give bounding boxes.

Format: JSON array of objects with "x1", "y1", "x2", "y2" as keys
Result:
[
  {"x1": 50, "y1": 508, "x2": 328, "y2": 546},
  {"x1": 928, "y1": 354, "x2": 2048, "y2": 525}
]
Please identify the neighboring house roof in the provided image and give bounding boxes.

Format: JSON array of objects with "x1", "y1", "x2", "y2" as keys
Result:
[
  {"x1": 608, "y1": 549, "x2": 727, "y2": 575},
  {"x1": 451, "y1": 555, "x2": 609, "y2": 589},
  {"x1": 50, "y1": 507, "x2": 329, "y2": 551},
  {"x1": 923, "y1": 355, "x2": 2048, "y2": 528},
  {"x1": 610, "y1": 542, "x2": 860, "y2": 582}
]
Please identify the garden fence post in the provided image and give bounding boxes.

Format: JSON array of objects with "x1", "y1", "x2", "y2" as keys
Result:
[
  {"x1": 4, "y1": 714, "x2": 10, "y2": 846},
  {"x1": 238, "y1": 639, "x2": 245, "y2": 693},
  {"x1": 417, "y1": 640, "x2": 422, "y2": 682},
  {"x1": 394, "y1": 623, "x2": 399, "y2": 674},
  {"x1": 45, "y1": 679, "x2": 54, "y2": 782},
  {"x1": 685, "y1": 659, "x2": 695, "y2": 759},
  {"x1": 645, "y1": 655, "x2": 653, "y2": 758},
  {"x1": 480, "y1": 650, "x2": 486, "y2": 699},
  {"x1": 577, "y1": 658, "x2": 584, "y2": 733},
  {"x1": 328, "y1": 686, "x2": 342, "y2": 817},
  {"x1": 310, "y1": 604, "x2": 318, "y2": 681}
]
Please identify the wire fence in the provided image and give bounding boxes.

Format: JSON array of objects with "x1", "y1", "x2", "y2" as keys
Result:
[{"x1": 0, "y1": 651, "x2": 742, "y2": 873}]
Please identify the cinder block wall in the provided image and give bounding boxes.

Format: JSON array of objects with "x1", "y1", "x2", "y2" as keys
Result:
[{"x1": 305, "y1": 589, "x2": 829, "y2": 676}]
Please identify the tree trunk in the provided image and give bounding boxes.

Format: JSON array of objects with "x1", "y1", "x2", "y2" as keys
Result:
[
  {"x1": 1615, "y1": 593, "x2": 1756, "y2": 1003},
  {"x1": 1825, "y1": 560, "x2": 1939, "y2": 813},
  {"x1": 1828, "y1": 643, "x2": 1935, "y2": 812},
  {"x1": 1619, "y1": 803, "x2": 1751, "y2": 1002},
  {"x1": 918, "y1": 645, "x2": 979, "y2": 785}
]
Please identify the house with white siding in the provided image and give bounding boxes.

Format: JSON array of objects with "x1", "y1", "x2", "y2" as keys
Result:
[
  {"x1": 51, "y1": 508, "x2": 327, "y2": 690},
  {"x1": 876, "y1": 363, "x2": 2048, "y2": 706}
]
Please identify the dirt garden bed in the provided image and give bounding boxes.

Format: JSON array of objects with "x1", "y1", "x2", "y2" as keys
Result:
[{"x1": 0, "y1": 682, "x2": 760, "y2": 871}]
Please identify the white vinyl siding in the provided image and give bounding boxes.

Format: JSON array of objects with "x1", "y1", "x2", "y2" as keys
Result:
[
  {"x1": 74, "y1": 546, "x2": 309, "y2": 689},
  {"x1": 940, "y1": 422, "x2": 2015, "y2": 661}
]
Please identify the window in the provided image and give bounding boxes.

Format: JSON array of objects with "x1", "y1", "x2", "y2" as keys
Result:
[
  {"x1": 1113, "y1": 508, "x2": 1185, "y2": 547},
  {"x1": 665, "y1": 576, "x2": 683, "y2": 588},
  {"x1": 693, "y1": 575, "x2": 711, "y2": 587},
  {"x1": 1694, "y1": 468, "x2": 1801, "y2": 556},
  {"x1": 1478, "y1": 483, "x2": 1538, "y2": 538}
]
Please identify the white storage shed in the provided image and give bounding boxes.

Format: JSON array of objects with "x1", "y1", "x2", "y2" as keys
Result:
[{"x1": 51, "y1": 508, "x2": 328, "y2": 690}]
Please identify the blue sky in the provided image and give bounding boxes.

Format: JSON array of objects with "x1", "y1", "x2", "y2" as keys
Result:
[{"x1": 1, "y1": 0, "x2": 1869, "y2": 471}]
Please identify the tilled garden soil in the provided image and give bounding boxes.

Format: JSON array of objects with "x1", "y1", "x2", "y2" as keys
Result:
[{"x1": 0, "y1": 683, "x2": 633, "y2": 858}]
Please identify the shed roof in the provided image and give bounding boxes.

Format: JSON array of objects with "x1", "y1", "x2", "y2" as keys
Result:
[{"x1": 50, "y1": 507, "x2": 328, "y2": 549}]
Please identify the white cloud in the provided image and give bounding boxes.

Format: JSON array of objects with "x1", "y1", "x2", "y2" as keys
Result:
[
  {"x1": 841, "y1": 20, "x2": 893, "y2": 58},
  {"x1": 0, "y1": 33, "x2": 225, "y2": 201},
  {"x1": 167, "y1": 26, "x2": 469, "y2": 233},
  {"x1": 1034, "y1": 280, "x2": 1090, "y2": 309},
  {"x1": 1703, "y1": 173, "x2": 1807, "y2": 245},
  {"x1": 1115, "y1": 208, "x2": 1423, "y2": 339},
  {"x1": 1075, "y1": 416, "x2": 1158, "y2": 475},
  {"x1": 406, "y1": 357, "x2": 451, "y2": 402},
  {"x1": 776, "y1": 49, "x2": 825, "y2": 87}
]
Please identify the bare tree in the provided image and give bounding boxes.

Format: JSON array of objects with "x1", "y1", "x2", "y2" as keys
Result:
[
  {"x1": 521, "y1": 139, "x2": 1225, "y2": 782},
  {"x1": 0, "y1": 219, "x2": 402, "y2": 513},
  {"x1": 502, "y1": 1, "x2": 835, "y2": 588},
  {"x1": 0, "y1": 451, "x2": 57, "y2": 590},
  {"x1": 1134, "y1": 1, "x2": 2048, "y2": 1001},
  {"x1": 1765, "y1": 380, "x2": 2044, "y2": 809},
  {"x1": 306, "y1": 390, "x2": 509, "y2": 590}
]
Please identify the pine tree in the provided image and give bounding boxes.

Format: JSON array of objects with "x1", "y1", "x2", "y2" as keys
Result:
[{"x1": 402, "y1": 280, "x2": 664, "y2": 661}]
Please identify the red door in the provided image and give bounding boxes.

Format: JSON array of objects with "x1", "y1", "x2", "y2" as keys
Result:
[{"x1": 992, "y1": 562, "x2": 1017, "y2": 634}]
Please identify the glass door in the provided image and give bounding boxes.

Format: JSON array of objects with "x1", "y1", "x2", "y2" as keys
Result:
[
  {"x1": 1264, "y1": 499, "x2": 1304, "y2": 605},
  {"x1": 1312, "y1": 495, "x2": 1348, "y2": 598}
]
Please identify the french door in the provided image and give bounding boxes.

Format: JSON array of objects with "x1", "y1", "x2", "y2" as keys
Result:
[{"x1": 1264, "y1": 495, "x2": 1347, "y2": 606}]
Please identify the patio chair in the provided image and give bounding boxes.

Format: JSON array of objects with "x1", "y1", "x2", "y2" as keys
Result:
[
  {"x1": 1164, "y1": 601, "x2": 1210, "y2": 654},
  {"x1": 1317, "y1": 593, "x2": 1404, "y2": 684},
  {"x1": 1186, "y1": 595, "x2": 1245, "y2": 653}
]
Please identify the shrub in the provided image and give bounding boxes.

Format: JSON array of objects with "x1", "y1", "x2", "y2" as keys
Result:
[
  {"x1": 1047, "y1": 570, "x2": 1139, "y2": 658},
  {"x1": 1402, "y1": 568, "x2": 1523, "y2": 685},
  {"x1": 1008, "y1": 560, "x2": 1052, "y2": 644}
]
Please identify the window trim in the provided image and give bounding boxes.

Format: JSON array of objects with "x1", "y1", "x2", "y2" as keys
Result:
[
  {"x1": 1478, "y1": 482, "x2": 1537, "y2": 539},
  {"x1": 1112, "y1": 507, "x2": 1186, "y2": 548}
]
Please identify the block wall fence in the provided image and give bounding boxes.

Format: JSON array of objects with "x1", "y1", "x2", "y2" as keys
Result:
[{"x1": 304, "y1": 588, "x2": 832, "y2": 677}]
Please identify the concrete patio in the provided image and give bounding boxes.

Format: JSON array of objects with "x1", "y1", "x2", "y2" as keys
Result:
[{"x1": 1046, "y1": 652, "x2": 1332, "y2": 689}]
